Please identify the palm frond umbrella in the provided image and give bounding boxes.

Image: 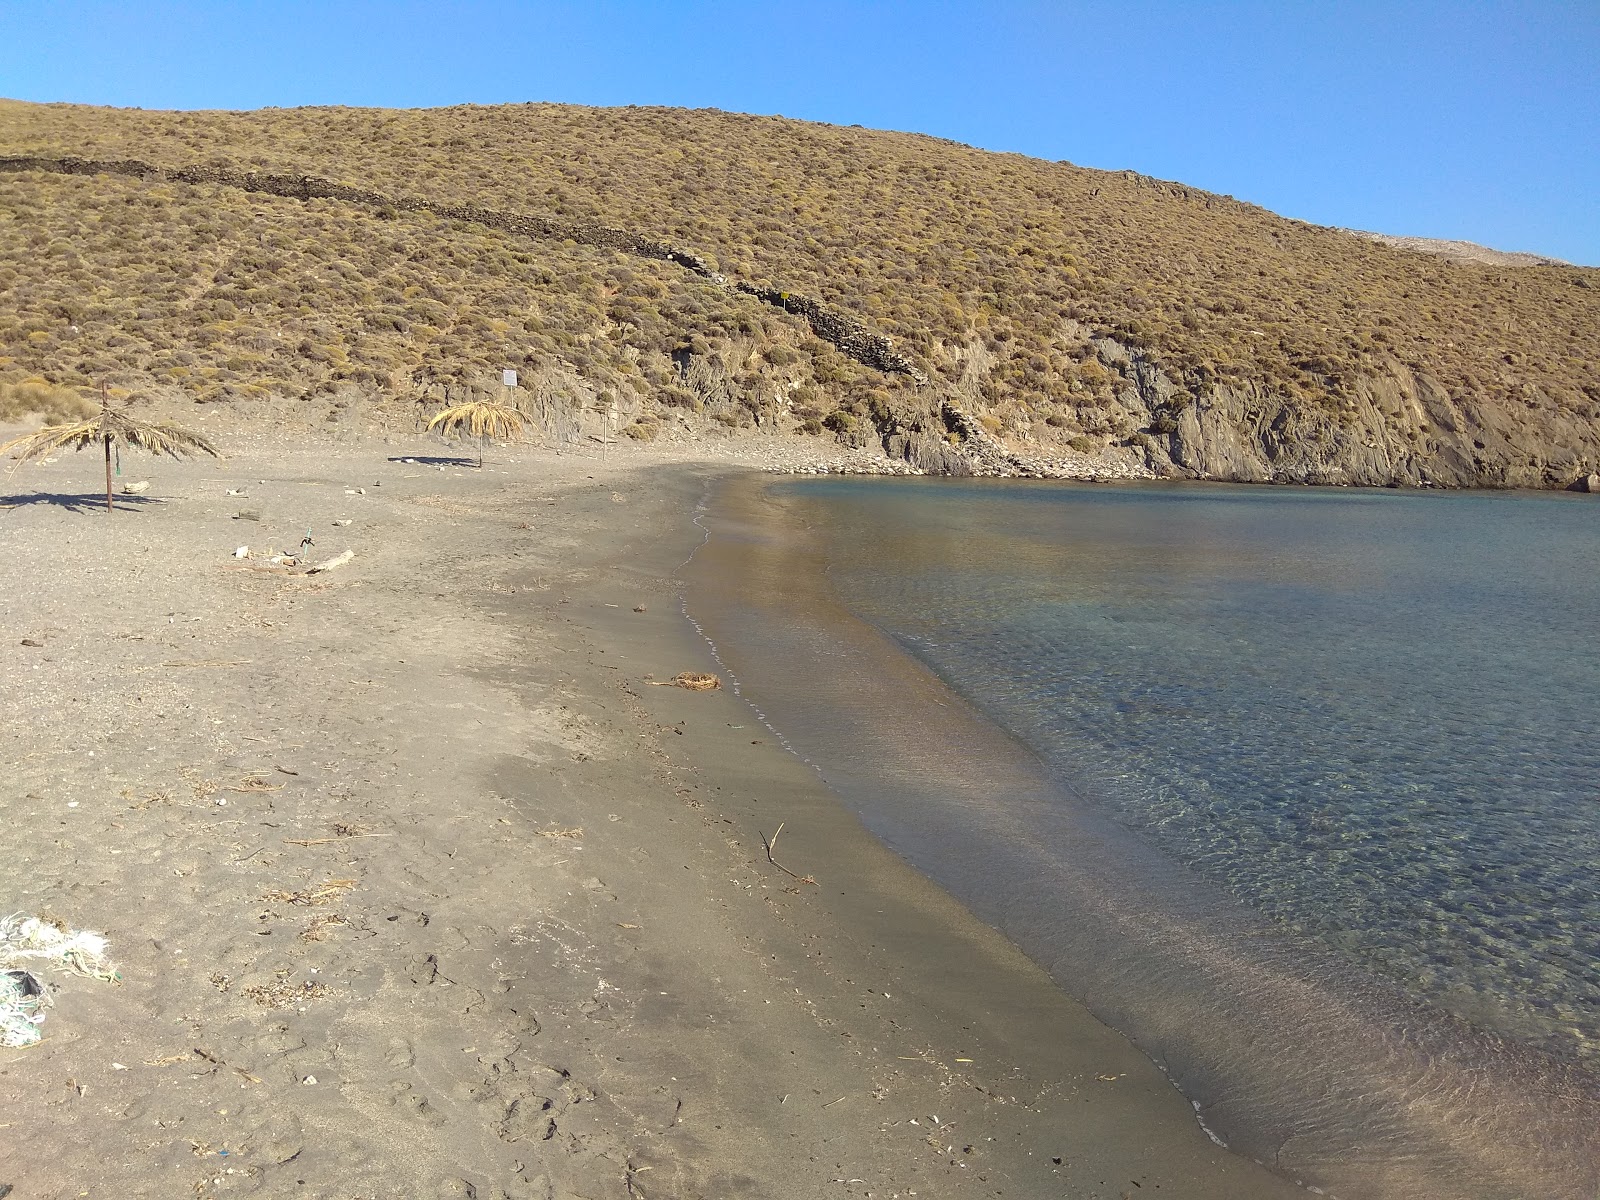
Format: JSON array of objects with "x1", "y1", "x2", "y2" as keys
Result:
[
  {"x1": 426, "y1": 399, "x2": 525, "y2": 468},
  {"x1": 0, "y1": 386, "x2": 221, "y2": 513}
]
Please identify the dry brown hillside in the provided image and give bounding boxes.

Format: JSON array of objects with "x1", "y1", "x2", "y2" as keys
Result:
[{"x1": 2, "y1": 99, "x2": 1597, "y2": 486}]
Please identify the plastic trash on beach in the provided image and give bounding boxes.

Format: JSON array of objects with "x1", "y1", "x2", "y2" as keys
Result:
[
  {"x1": 1, "y1": 969, "x2": 49, "y2": 1048},
  {"x1": 0, "y1": 914, "x2": 118, "y2": 1049}
]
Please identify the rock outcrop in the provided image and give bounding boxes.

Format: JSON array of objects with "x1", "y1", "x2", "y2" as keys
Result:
[{"x1": 1011, "y1": 334, "x2": 1600, "y2": 489}]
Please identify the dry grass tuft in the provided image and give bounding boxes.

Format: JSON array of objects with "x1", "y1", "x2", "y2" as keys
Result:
[
  {"x1": 667, "y1": 672, "x2": 721, "y2": 691},
  {"x1": 263, "y1": 879, "x2": 356, "y2": 906}
]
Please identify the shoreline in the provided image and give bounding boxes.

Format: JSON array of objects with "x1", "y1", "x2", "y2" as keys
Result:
[
  {"x1": 0, "y1": 430, "x2": 1298, "y2": 1198},
  {"x1": 680, "y1": 470, "x2": 1600, "y2": 1200}
]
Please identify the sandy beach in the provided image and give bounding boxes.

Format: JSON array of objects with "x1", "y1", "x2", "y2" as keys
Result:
[{"x1": 0, "y1": 426, "x2": 1304, "y2": 1199}]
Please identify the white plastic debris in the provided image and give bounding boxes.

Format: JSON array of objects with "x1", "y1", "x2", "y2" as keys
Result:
[
  {"x1": 234, "y1": 546, "x2": 249, "y2": 559},
  {"x1": 0, "y1": 915, "x2": 117, "y2": 1049}
]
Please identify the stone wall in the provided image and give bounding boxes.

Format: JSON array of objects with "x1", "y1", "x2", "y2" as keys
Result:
[
  {"x1": 0, "y1": 154, "x2": 925, "y2": 386},
  {"x1": 731, "y1": 284, "x2": 927, "y2": 384}
]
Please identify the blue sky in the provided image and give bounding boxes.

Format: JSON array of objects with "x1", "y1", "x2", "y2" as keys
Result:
[{"x1": 3, "y1": 1, "x2": 1597, "y2": 264}]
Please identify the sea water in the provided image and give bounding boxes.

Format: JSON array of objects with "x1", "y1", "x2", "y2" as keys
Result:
[{"x1": 683, "y1": 475, "x2": 1600, "y2": 1199}]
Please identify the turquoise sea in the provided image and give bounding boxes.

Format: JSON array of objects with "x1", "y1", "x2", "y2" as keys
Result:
[{"x1": 684, "y1": 475, "x2": 1600, "y2": 1200}]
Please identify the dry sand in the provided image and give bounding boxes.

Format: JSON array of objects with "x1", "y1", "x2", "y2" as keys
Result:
[{"x1": 0, "y1": 427, "x2": 1305, "y2": 1199}]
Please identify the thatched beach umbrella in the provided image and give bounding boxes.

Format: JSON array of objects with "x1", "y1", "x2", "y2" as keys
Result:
[
  {"x1": 425, "y1": 398, "x2": 525, "y2": 468},
  {"x1": 0, "y1": 386, "x2": 221, "y2": 513}
]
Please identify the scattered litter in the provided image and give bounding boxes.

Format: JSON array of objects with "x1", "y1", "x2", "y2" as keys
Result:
[
  {"x1": 226, "y1": 488, "x2": 247, "y2": 497},
  {"x1": 121, "y1": 480, "x2": 150, "y2": 495},
  {"x1": 20, "y1": 638, "x2": 42, "y2": 648},
  {"x1": 632, "y1": 605, "x2": 647, "y2": 613},
  {"x1": 233, "y1": 546, "x2": 249, "y2": 559},
  {"x1": 302, "y1": 1074, "x2": 317, "y2": 1085},
  {"x1": 306, "y1": 549, "x2": 354, "y2": 574},
  {"x1": 344, "y1": 487, "x2": 365, "y2": 495},
  {"x1": 233, "y1": 510, "x2": 262, "y2": 522},
  {"x1": 649, "y1": 672, "x2": 722, "y2": 691},
  {"x1": 1, "y1": 914, "x2": 118, "y2": 1049},
  {"x1": 332, "y1": 519, "x2": 352, "y2": 527}
]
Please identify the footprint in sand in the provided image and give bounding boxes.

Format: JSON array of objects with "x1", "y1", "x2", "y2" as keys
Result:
[
  {"x1": 383, "y1": 1037, "x2": 415, "y2": 1068},
  {"x1": 389, "y1": 1080, "x2": 447, "y2": 1127}
]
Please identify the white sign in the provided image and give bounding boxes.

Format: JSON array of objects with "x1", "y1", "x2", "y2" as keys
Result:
[{"x1": 502, "y1": 369, "x2": 518, "y2": 388}]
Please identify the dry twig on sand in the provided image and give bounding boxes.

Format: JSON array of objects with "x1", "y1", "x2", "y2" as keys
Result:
[
  {"x1": 192, "y1": 1047, "x2": 261, "y2": 1085},
  {"x1": 263, "y1": 879, "x2": 356, "y2": 906},
  {"x1": 229, "y1": 777, "x2": 283, "y2": 794},
  {"x1": 760, "y1": 822, "x2": 817, "y2": 886}
]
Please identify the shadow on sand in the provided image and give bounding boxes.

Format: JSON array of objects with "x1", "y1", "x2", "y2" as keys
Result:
[
  {"x1": 387, "y1": 455, "x2": 478, "y2": 468},
  {"x1": 0, "y1": 491, "x2": 163, "y2": 514}
]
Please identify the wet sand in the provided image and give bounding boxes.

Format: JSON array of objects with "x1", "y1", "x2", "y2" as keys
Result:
[{"x1": 0, "y1": 429, "x2": 1302, "y2": 1198}]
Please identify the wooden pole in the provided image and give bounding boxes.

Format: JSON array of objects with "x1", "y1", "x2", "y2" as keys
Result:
[{"x1": 99, "y1": 383, "x2": 114, "y2": 514}]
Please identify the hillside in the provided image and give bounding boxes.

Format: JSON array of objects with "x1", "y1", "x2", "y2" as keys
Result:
[{"x1": 2, "y1": 99, "x2": 1597, "y2": 487}]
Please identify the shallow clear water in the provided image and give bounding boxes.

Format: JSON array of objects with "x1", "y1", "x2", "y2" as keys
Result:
[
  {"x1": 684, "y1": 475, "x2": 1600, "y2": 1198},
  {"x1": 808, "y1": 479, "x2": 1600, "y2": 1059}
]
